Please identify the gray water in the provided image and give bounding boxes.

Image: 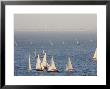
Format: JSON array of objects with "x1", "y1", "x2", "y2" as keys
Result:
[{"x1": 14, "y1": 31, "x2": 97, "y2": 76}]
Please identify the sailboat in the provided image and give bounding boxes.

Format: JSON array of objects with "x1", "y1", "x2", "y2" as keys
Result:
[
  {"x1": 42, "y1": 52, "x2": 48, "y2": 69},
  {"x1": 65, "y1": 57, "x2": 73, "y2": 72},
  {"x1": 28, "y1": 54, "x2": 32, "y2": 71},
  {"x1": 76, "y1": 41, "x2": 80, "y2": 45},
  {"x1": 62, "y1": 41, "x2": 65, "y2": 45},
  {"x1": 36, "y1": 54, "x2": 44, "y2": 71},
  {"x1": 47, "y1": 56, "x2": 58, "y2": 72},
  {"x1": 93, "y1": 48, "x2": 97, "y2": 61},
  {"x1": 43, "y1": 50, "x2": 45, "y2": 54}
]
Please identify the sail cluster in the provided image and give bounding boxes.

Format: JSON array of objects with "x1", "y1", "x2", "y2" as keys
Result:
[{"x1": 28, "y1": 48, "x2": 97, "y2": 72}]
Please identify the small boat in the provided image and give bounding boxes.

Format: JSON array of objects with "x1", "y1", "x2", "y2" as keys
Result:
[
  {"x1": 93, "y1": 48, "x2": 97, "y2": 61},
  {"x1": 42, "y1": 52, "x2": 48, "y2": 69},
  {"x1": 43, "y1": 50, "x2": 45, "y2": 54},
  {"x1": 49, "y1": 40, "x2": 54, "y2": 46},
  {"x1": 76, "y1": 41, "x2": 80, "y2": 45},
  {"x1": 65, "y1": 57, "x2": 73, "y2": 72},
  {"x1": 47, "y1": 56, "x2": 58, "y2": 72},
  {"x1": 28, "y1": 54, "x2": 32, "y2": 71},
  {"x1": 62, "y1": 41, "x2": 65, "y2": 45},
  {"x1": 36, "y1": 54, "x2": 44, "y2": 71}
]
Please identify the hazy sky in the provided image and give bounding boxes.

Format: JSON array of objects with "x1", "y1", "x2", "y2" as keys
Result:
[{"x1": 14, "y1": 14, "x2": 97, "y2": 32}]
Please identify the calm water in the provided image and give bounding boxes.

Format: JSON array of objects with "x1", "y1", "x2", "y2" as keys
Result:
[{"x1": 14, "y1": 31, "x2": 97, "y2": 76}]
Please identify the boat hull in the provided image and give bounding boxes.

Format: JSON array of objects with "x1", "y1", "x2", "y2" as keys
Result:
[
  {"x1": 36, "y1": 69, "x2": 43, "y2": 71},
  {"x1": 66, "y1": 69, "x2": 73, "y2": 72},
  {"x1": 47, "y1": 69, "x2": 59, "y2": 72}
]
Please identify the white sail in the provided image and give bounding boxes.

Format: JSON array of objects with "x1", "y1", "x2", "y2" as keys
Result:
[
  {"x1": 62, "y1": 41, "x2": 64, "y2": 45},
  {"x1": 36, "y1": 54, "x2": 42, "y2": 70},
  {"x1": 65, "y1": 64, "x2": 68, "y2": 71},
  {"x1": 68, "y1": 57, "x2": 73, "y2": 69},
  {"x1": 51, "y1": 56, "x2": 56, "y2": 69},
  {"x1": 93, "y1": 48, "x2": 97, "y2": 60},
  {"x1": 42, "y1": 53, "x2": 47, "y2": 67},
  {"x1": 66, "y1": 57, "x2": 73, "y2": 71},
  {"x1": 48, "y1": 56, "x2": 57, "y2": 71},
  {"x1": 28, "y1": 54, "x2": 32, "y2": 70},
  {"x1": 41, "y1": 63, "x2": 44, "y2": 70},
  {"x1": 76, "y1": 41, "x2": 80, "y2": 45}
]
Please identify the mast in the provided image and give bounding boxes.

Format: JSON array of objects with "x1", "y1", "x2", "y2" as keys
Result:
[
  {"x1": 36, "y1": 54, "x2": 41, "y2": 70},
  {"x1": 28, "y1": 54, "x2": 32, "y2": 70}
]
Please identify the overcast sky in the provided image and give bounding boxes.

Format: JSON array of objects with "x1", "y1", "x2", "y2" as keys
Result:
[{"x1": 14, "y1": 14, "x2": 97, "y2": 32}]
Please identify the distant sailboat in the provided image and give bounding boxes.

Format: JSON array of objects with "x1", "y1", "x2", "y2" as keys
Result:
[
  {"x1": 43, "y1": 50, "x2": 45, "y2": 54},
  {"x1": 28, "y1": 54, "x2": 32, "y2": 71},
  {"x1": 65, "y1": 57, "x2": 73, "y2": 72},
  {"x1": 47, "y1": 56, "x2": 58, "y2": 72},
  {"x1": 62, "y1": 41, "x2": 65, "y2": 45},
  {"x1": 36, "y1": 54, "x2": 44, "y2": 71},
  {"x1": 93, "y1": 48, "x2": 97, "y2": 61},
  {"x1": 42, "y1": 52, "x2": 48, "y2": 69},
  {"x1": 76, "y1": 41, "x2": 80, "y2": 45},
  {"x1": 49, "y1": 40, "x2": 54, "y2": 46}
]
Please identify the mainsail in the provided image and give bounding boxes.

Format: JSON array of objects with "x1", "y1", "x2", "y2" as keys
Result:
[
  {"x1": 36, "y1": 54, "x2": 42, "y2": 70},
  {"x1": 50, "y1": 56, "x2": 56, "y2": 69},
  {"x1": 93, "y1": 48, "x2": 97, "y2": 60},
  {"x1": 28, "y1": 54, "x2": 32, "y2": 70},
  {"x1": 48, "y1": 56, "x2": 57, "y2": 71},
  {"x1": 66, "y1": 57, "x2": 73, "y2": 71},
  {"x1": 42, "y1": 53, "x2": 47, "y2": 68}
]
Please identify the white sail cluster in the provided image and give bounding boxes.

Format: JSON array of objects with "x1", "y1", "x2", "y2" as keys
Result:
[
  {"x1": 28, "y1": 50, "x2": 74, "y2": 72},
  {"x1": 28, "y1": 48, "x2": 97, "y2": 72},
  {"x1": 34, "y1": 50, "x2": 58, "y2": 72}
]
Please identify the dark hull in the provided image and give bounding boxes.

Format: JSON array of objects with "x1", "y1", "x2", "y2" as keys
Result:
[{"x1": 36, "y1": 69, "x2": 43, "y2": 71}]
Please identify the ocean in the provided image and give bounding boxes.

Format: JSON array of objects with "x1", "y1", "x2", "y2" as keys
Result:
[{"x1": 14, "y1": 31, "x2": 97, "y2": 76}]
